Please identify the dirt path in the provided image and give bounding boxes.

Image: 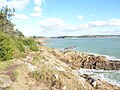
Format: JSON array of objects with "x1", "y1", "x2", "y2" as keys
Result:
[{"x1": 5, "y1": 64, "x2": 18, "y2": 81}]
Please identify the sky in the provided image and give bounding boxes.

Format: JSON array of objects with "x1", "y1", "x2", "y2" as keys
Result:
[{"x1": 0, "y1": 0, "x2": 120, "y2": 37}]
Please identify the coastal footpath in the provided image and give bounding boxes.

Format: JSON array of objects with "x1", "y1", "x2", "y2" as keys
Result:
[{"x1": 0, "y1": 45, "x2": 120, "y2": 90}]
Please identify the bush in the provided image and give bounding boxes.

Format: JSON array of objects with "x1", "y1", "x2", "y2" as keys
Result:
[
  {"x1": 0, "y1": 31, "x2": 39, "y2": 61},
  {"x1": 12, "y1": 36, "x2": 25, "y2": 52},
  {"x1": 0, "y1": 32, "x2": 14, "y2": 61},
  {"x1": 23, "y1": 37, "x2": 39, "y2": 51}
]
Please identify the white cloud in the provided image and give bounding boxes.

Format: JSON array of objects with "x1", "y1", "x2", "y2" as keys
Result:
[
  {"x1": 14, "y1": 13, "x2": 29, "y2": 20},
  {"x1": 90, "y1": 21, "x2": 107, "y2": 27},
  {"x1": 38, "y1": 18, "x2": 120, "y2": 31},
  {"x1": 0, "y1": 0, "x2": 6, "y2": 8},
  {"x1": 77, "y1": 19, "x2": 120, "y2": 30},
  {"x1": 108, "y1": 19, "x2": 120, "y2": 26},
  {"x1": 77, "y1": 24, "x2": 92, "y2": 30},
  {"x1": 78, "y1": 15, "x2": 84, "y2": 20},
  {"x1": 31, "y1": 0, "x2": 44, "y2": 18},
  {"x1": 37, "y1": 18, "x2": 77, "y2": 36},
  {"x1": 34, "y1": 0, "x2": 45, "y2": 6},
  {"x1": 38, "y1": 18, "x2": 75, "y2": 30},
  {"x1": 30, "y1": 12, "x2": 42, "y2": 17},
  {"x1": 33, "y1": 6, "x2": 42, "y2": 12},
  {"x1": 37, "y1": 18, "x2": 120, "y2": 36},
  {"x1": 0, "y1": 0, "x2": 29, "y2": 11}
]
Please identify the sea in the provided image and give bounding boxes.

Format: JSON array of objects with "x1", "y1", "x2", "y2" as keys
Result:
[{"x1": 45, "y1": 37, "x2": 120, "y2": 86}]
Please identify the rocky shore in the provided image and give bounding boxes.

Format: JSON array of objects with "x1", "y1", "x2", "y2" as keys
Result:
[
  {"x1": 0, "y1": 46, "x2": 120, "y2": 90},
  {"x1": 51, "y1": 49, "x2": 120, "y2": 70}
]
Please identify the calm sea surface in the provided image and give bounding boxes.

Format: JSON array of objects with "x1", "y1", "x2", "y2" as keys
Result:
[
  {"x1": 45, "y1": 37, "x2": 120, "y2": 86},
  {"x1": 46, "y1": 37, "x2": 120, "y2": 59}
]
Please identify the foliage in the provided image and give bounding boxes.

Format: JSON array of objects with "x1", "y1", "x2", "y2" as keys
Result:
[
  {"x1": 0, "y1": 32, "x2": 14, "y2": 61},
  {"x1": 0, "y1": 6, "x2": 39, "y2": 61},
  {"x1": 12, "y1": 36, "x2": 25, "y2": 52},
  {"x1": 23, "y1": 37, "x2": 39, "y2": 51},
  {"x1": 0, "y1": 5, "x2": 15, "y2": 33},
  {"x1": 14, "y1": 29, "x2": 24, "y2": 37}
]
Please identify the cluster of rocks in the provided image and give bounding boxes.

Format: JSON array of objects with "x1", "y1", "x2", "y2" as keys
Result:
[{"x1": 51, "y1": 49, "x2": 120, "y2": 70}]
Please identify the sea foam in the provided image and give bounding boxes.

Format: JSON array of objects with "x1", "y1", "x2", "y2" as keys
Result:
[
  {"x1": 78, "y1": 68, "x2": 120, "y2": 86},
  {"x1": 87, "y1": 52, "x2": 120, "y2": 61}
]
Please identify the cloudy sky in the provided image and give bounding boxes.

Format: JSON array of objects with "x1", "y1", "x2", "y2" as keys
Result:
[{"x1": 0, "y1": 0, "x2": 120, "y2": 37}]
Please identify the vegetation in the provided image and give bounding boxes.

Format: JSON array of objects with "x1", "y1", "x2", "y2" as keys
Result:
[
  {"x1": 0, "y1": 5, "x2": 15, "y2": 34},
  {"x1": 0, "y1": 6, "x2": 39, "y2": 61},
  {"x1": 0, "y1": 32, "x2": 14, "y2": 61},
  {"x1": 23, "y1": 37, "x2": 39, "y2": 51}
]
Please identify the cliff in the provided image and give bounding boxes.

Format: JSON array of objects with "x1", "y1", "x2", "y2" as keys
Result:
[{"x1": 0, "y1": 46, "x2": 120, "y2": 90}]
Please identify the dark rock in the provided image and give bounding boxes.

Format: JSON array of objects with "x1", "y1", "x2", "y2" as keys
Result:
[{"x1": 54, "y1": 50, "x2": 120, "y2": 70}]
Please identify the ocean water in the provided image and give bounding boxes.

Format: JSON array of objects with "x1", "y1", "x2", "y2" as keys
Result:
[
  {"x1": 45, "y1": 37, "x2": 120, "y2": 86},
  {"x1": 46, "y1": 37, "x2": 120, "y2": 59}
]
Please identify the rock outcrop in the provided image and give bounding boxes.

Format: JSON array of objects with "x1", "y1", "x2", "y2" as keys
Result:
[{"x1": 51, "y1": 49, "x2": 120, "y2": 70}]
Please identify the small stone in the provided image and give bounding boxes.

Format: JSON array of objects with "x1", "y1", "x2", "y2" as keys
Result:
[
  {"x1": 92, "y1": 81, "x2": 97, "y2": 87},
  {"x1": 53, "y1": 74, "x2": 59, "y2": 80},
  {"x1": 62, "y1": 85, "x2": 67, "y2": 90}
]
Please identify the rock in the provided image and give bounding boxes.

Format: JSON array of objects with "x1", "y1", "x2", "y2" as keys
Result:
[
  {"x1": 83, "y1": 74, "x2": 97, "y2": 87},
  {"x1": 92, "y1": 81, "x2": 97, "y2": 87},
  {"x1": 0, "y1": 75, "x2": 13, "y2": 88},
  {"x1": 52, "y1": 49, "x2": 63, "y2": 58},
  {"x1": 53, "y1": 74, "x2": 59, "y2": 80},
  {"x1": 59, "y1": 50, "x2": 120, "y2": 70},
  {"x1": 62, "y1": 85, "x2": 67, "y2": 90},
  {"x1": 24, "y1": 62, "x2": 37, "y2": 72},
  {"x1": 97, "y1": 56, "x2": 107, "y2": 61},
  {"x1": 54, "y1": 66, "x2": 65, "y2": 71}
]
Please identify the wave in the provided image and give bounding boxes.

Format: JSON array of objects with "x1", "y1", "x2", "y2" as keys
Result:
[{"x1": 78, "y1": 68, "x2": 120, "y2": 86}]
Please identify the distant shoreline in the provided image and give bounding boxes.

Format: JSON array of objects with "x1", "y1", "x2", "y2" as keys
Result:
[{"x1": 50, "y1": 35, "x2": 120, "y2": 39}]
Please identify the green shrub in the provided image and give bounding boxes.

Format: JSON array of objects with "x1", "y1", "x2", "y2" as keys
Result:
[
  {"x1": 23, "y1": 37, "x2": 39, "y2": 51},
  {"x1": 0, "y1": 32, "x2": 14, "y2": 61},
  {"x1": 12, "y1": 36, "x2": 25, "y2": 52},
  {"x1": 0, "y1": 31, "x2": 39, "y2": 61},
  {"x1": 15, "y1": 41, "x2": 25, "y2": 52}
]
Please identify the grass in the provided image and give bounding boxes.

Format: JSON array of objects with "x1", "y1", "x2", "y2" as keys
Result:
[
  {"x1": 0, "y1": 60, "x2": 12, "y2": 72},
  {"x1": 28, "y1": 63, "x2": 63, "y2": 89},
  {"x1": 33, "y1": 55, "x2": 42, "y2": 65}
]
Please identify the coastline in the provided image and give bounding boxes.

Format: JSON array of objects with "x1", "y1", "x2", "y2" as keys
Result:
[
  {"x1": 43, "y1": 38, "x2": 120, "y2": 87},
  {"x1": 48, "y1": 47, "x2": 120, "y2": 86},
  {"x1": 35, "y1": 37, "x2": 48, "y2": 45},
  {"x1": 87, "y1": 52, "x2": 120, "y2": 61},
  {"x1": 51, "y1": 35, "x2": 120, "y2": 39},
  {"x1": 0, "y1": 44, "x2": 120, "y2": 89},
  {"x1": 43, "y1": 46, "x2": 120, "y2": 87}
]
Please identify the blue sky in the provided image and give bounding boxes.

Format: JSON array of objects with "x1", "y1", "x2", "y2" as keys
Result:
[{"x1": 0, "y1": 0, "x2": 120, "y2": 37}]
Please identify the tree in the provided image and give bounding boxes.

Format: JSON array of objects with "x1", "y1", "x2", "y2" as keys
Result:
[
  {"x1": 0, "y1": 5, "x2": 15, "y2": 33},
  {"x1": 15, "y1": 29, "x2": 24, "y2": 37}
]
